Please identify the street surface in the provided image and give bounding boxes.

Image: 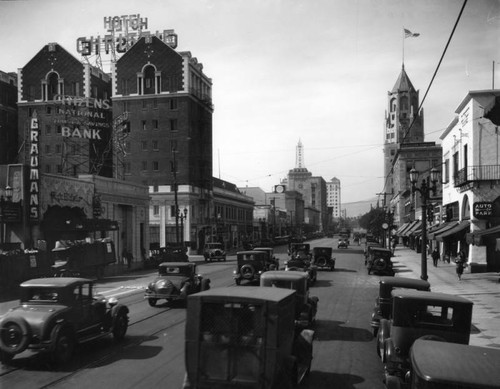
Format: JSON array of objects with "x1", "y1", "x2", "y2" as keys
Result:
[{"x1": 0, "y1": 237, "x2": 390, "y2": 388}]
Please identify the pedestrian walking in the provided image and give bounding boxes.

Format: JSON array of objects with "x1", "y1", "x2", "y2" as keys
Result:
[
  {"x1": 391, "y1": 237, "x2": 397, "y2": 254},
  {"x1": 431, "y1": 248, "x2": 439, "y2": 267},
  {"x1": 455, "y1": 250, "x2": 467, "y2": 280}
]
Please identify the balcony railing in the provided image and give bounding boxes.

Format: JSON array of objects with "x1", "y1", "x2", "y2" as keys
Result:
[{"x1": 454, "y1": 165, "x2": 500, "y2": 187}]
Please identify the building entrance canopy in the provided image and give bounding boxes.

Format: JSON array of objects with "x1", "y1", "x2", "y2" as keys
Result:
[{"x1": 435, "y1": 221, "x2": 470, "y2": 242}]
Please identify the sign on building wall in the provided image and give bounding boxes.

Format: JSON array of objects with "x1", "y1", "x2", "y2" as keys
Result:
[
  {"x1": 473, "y1": 202, "x2": 494, "y2": 219},
  {"x1": 29, "y1": 112, "x2": 40, "y2": 222}
]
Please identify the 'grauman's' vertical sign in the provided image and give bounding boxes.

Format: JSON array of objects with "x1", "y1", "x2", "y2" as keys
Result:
[{"x1": 29, "y1": 111, "x2": 40, "y2": 221}]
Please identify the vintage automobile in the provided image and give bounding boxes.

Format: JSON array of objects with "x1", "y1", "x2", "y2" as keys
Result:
[
  {"x1": 145, "y1": 262, "x2": 210, "y2": 306},
  {"x1": 183, "y1": 287, "x2": 314, "y2": 389},
  {"x1": 337, "y1": 238, "x2": 348, "y2": 249},
  {"x1": 203, "y1": 242, "x2": 226, "y2": 262},
  {"x1": 260, "y1": 271, "x2": 319, "y2": 328},
  {"x1": 312, "y1": 246, "x2": 335, "y2": 271},
  {"x1": 384, "y1": 339, "x2": 500, "y2": 389},
  {"x1": 377, "y1": 290, "x2": 473, "y2": 382},
  {"x1": 233, "y1": 250, "x2": 269, "y2": 285},
  {"x1": 288, "y1": 243, "x2": 312, "y2": 260},
  {"x1": 253, "y1": 247, "x2": 279, "y2": 270},
  {"x1": 366, "y1": 247, "x2": 395, "y2": 276},
  {"x1": 364, "y1": 241, "x2": 382, "y2": 258},
  {"x1": 0, "y1": 277, "x2": 129, "y2": 366},
  {"x1": 284, "y1": 256, "x2": 317, "y2": 285},
  {"x1": 147, "y1": 245, "x2": 188, "y2": 267},
  {"x1": 370, "y1": 277, "x2": 431, "y2": 337}
]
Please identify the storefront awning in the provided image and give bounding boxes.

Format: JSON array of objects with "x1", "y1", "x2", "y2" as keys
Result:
[
  {"x1": 435, "y1": 221, "x2": 470, "y2": 242},
  {"x1": 404, "y1": 221, "x2": 422, "y2": 236},
  {"x1": 397, "y1": 221, "x2": 417, "y2": 236},
  {"x1": 394, "y1": 223, "x2": 410, "y2": 235},
  {"x1": 466, "y1": 225, "x2": 500, "y2": 245},
  {"x1": 428, "y1": 222, "x2": 460, "y2": 240}
]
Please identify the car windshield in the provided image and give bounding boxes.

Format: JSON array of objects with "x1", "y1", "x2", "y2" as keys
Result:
[
  {"x1": 239, "y1": 254, "x2": 261, "y2": 261},
  {"x1": 206, "y1": 243, "x2": 222, "y2": 249},
  {"x1": 159, "y1": 266, "x2": 192, "y2": 276},
  {"x1": 23, "y1": 287, "x2": 61, "y2": 303}
]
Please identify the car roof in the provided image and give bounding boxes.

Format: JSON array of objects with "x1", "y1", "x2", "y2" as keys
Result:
[
  {"x1": 159, "y1": 262, "x2": 194, "y2": 267},
  {"x1": 411, "y1": 339, "x2": 500, "y2": 387},
  {"x1": 191, "y1": 286, "x2": 295, "y2": 302},
  {"x1": 20, "y1": 277, "x2": 92, "y2": 288},
  {"x1": 392, "y1": 289, "x2": 473, "y2": 305},
  {"x1": 237, "y1": 250, "x2": 265, "y2": 255},
  {"x1": 261, "y1": 271, "x2": 308, "y2": 281},
  {"x1": 380, "y1": 277, "x2": 430, "y2": 289},
  {"x1": 253, "y1": 247, "x2": 272, "y2": 251},
  {"x1": 370, "y1": 247, "x2": 392, "y2": 253}
]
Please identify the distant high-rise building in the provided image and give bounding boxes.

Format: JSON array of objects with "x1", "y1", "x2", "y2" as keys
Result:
[{"x1": 326, "y1": 177, "x2": 341, "y2": 218}]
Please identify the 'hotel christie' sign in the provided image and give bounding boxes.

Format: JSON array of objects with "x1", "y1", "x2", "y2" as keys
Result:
[{"x1": 76, "y1": 14, "x2": 177, "y2": 57}]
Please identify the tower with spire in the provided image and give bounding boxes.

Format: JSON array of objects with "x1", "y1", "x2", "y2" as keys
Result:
[{"x1": 384, "y1": 64, "x2": 424, "y2": 183}]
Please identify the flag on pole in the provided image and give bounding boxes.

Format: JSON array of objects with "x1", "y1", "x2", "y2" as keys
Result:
[{"x1": 404, "y1": 28, "x2": 420, "y2": 38}]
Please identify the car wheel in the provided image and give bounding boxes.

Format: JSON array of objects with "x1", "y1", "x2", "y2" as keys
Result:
[
  {"x1": 201, "y1": 278, "x2": 210, "y2": 291},
  {"x1": 112, "y1": 311, "x2": 128, "y2": 341},
  {"x1": 148, "y1": 298, "x2": 157, "y2": 307},
  {"x1": 51, "y1": 326, "x2": 75, "y2": 366},
  {"x1": 0, "y1": 318, "x2": 31, "y2": 355}
]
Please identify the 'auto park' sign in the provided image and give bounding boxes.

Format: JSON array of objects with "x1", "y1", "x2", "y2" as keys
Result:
[{"x1": 473, "y1": 202, "x2": 494, "y2": 219}]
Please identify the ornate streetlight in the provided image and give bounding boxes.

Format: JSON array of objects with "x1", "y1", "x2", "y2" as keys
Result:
[
  {"x1": 179, "y1": 208, "x2": 188, "y2": 247},
  {"x1": 409, "y1": 167, "x2": 440, "y2": 281}
]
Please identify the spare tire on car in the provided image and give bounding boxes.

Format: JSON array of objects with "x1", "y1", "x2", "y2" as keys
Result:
[
  {"x1": 0, "y1": 318, "x2": 32, "y2": 355},
  {"x1": 241, "y1": 264, "x2": 255, "y2": 279}
]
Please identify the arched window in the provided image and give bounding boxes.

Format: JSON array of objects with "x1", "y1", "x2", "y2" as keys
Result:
[
  {"x1": 400, "y1": 96, "x2": 408, "y2": 111},
  {"x1": 462, "y1": 195, "x2": 470, "y2": 220},
  {"x1": 144, "y1": 65, "x2": 156, "y2": 95},
  {"x1": 390, "y1": 98, "x2": 397, "y2": 112}
]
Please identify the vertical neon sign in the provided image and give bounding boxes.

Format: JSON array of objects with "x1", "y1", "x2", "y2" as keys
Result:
[{"x1": 29, "y1": 111, "x2": 40, "y2": 221}]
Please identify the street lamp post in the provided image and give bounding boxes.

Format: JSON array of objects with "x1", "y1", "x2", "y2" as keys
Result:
[
  {"x1": 179, "y1": 208, "x2": 188, "y2": 247},
  {"x1": 409, "y1": 167, "x2": 440, "y2": 281}
]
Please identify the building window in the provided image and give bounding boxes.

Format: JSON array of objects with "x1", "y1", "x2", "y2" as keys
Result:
[
  {"x1": 153, "y1": 161, "x2": 159, "y2": 171},
  {"x1": 141, "y1": 141, "x2": 148, "y2": 151},
  {"x1": 141, "y1": 161, "x2": 148, "y2": 171},
  {"x1": 56, "y1": 125, "x2": 62, "y2": 134},
  {"x1": 55, "y1": 144, "x2": 62, "y2": 153},
  {"x1": 45, "y1": 125, "x2": 51, "y2": 135},
  {"x1": 152, "y1": 140, "x2": 159, "y2": 150},
  {"x1": 45, "y1": 145, "x2": 51, "y2": 154},
  {"x1": 170, "y1": 119, "x2": 178, "y2": 132},
  {"x1": 153, "y1": 205, "x2": 160, "y2": 216},
  {"x1": 170, "y1": 205, "x2": 176, "y2": 218},
  {"x1": 142, "y1": 120, "x2": 147, "y2": 130},
  {"x1": 46, "y1": 106, "x2": 52, "y2": 114},
  {"x1": 444, "y1": 159, "x2": 450, "y2": 184},
  {"x1": 153, "y1": 119, "x2": 159, "y2": 130},
  {"x1": 56, "y1": 164, "x2": 62, "y2": 173},
  {"x1": 45, "y1": 165, "x2": 51, "y2": 173},
  {"x1": 170, "y1": 99, "x2": 178, "y2": 110}
]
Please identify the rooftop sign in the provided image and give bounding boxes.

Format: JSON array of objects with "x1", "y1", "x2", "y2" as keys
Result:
[{"x1": 76, "y1": 14, "x2": 177, "y2": 57}]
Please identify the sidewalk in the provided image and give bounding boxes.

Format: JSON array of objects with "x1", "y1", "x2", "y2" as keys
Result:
[{"x1": 392, "y1": 246, "x2": 500, "y2": 349}]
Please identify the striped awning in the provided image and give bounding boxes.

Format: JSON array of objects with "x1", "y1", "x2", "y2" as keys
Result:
[
  {"x1": 435, "y1": 221, "x2": 470, "y2": 242},
  {"x1": 404, "y1": 220, "x2": 422, "y2": 236},
  {"x1": 394, "y1": 222, "x2": 410, "y2": 236},
  {"x1": 428, "y1": 222, "x2": 460, "y2": 240}
]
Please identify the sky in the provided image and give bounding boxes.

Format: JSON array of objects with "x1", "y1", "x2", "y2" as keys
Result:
[{"x1": 1, "y1": 0, "x2": 500, "y2": 204}]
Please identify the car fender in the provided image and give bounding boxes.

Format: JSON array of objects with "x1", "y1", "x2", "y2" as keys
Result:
[
  {"x1": 49, "y1": 322, "x2": 75, "y2": 351},
  {"x1": 111, "y1": 304, "x2": 129, "y2": 325}
]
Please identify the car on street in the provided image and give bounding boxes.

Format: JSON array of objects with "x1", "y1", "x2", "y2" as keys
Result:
[
  {"x1": 370, "y1": 276, "x2": 431, "y2": 336},
  {"x1": 384, "y1": 338, "x2": 500, "y2": 389},
  {"x1": 337, "y1": 239, "x2": 348, "y2": 249},
  {"x1": 377, "y1": 290, "x2": 473, "y2": 382},
  {"x1": 366, "y1": 247, "x2": 395, "y2": 276},
  {"x1": 0, "y1": 277, "x2": 129, "y2": 366},
  {"x1": 203, "y1": 242, "x2": 226, "y2": 262},
  {"x1": 252, "y1": 247, "x2": 280, "y2": 270},
  {"x1": 260, "y1": 271, "x2": 319, "y2": 328},
  {"x1": 145, "y1": 262, "x2": 210, "y2": 306},
  {"x1": 285, "y1": 243, "x2": 317, "y2": 285},
  {"x1": 233, "y1": 250, "x2": 269, "y2": 285},
  {"x1": 312, "y1": 246, "x2": 335, "y2": 270},
  {"x1": 183, "y1": 286, "x2": 314, "y2": 389}
]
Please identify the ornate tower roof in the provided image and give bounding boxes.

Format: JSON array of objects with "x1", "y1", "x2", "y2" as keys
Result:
[{"x1": 391, "y1": 65, "x2": 415, "y2": 94}]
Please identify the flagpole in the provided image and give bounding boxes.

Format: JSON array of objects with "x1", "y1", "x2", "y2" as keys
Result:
[{"x1": 402, "y1": 27, "x2": 405, "y2": 66}]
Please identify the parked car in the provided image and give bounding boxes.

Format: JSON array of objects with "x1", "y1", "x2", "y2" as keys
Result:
[
  {"x1": 377, "y1": 290, "x2": 473, "y2": 382},
  {"x1": 0, "y1": 277, "x2": 129, "y2": 366},
  {"x1": 384, "y1": 338, "x2": 500, "y2": 389},
  {"x1": 253, "y1": 247, "x2": 280, "y2": 270},
  {"x1": 203, "y1": 242, "x2": 226, "y2": 262},
  {"x1": 370, "y1": 277, "x2": 431, "y2": 336},
  {"x1": 366, "y1": 247, "x2": 395, "y2": 276},
  {"x1": 260, "y1": 271, "x2": 319, "y2": 328},
  {"x1": 146, "y1": 245, "x2": 188, "y2": 268},
  {"x1": 183, "y1": 286, "x2": 314, "y2": 389},
  {"x1": 312, "y1": 246, "x2": 335, "y2": 270},
  {"x1": 364, "y1": 241, "x2": 382, "y2": 258},
  {"x1": 145, "y1": 262, "x2": 210, "y2": 306},
  {"x1": 337, "y1": 239, "x2": 348, "y2": 249},
  {"x1": 233, "y1": 250, "x2": 269, "y2": 285}
]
